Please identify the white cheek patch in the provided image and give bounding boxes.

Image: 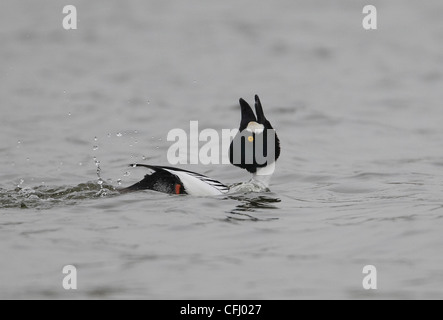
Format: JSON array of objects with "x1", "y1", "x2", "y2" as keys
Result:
[{"x1": 246, "y1": 121, "x2": 264, "y2": 134}]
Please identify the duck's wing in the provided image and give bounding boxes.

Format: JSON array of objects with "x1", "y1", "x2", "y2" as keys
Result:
[{"x1": 124, "y1": 164, "x2": 229, "y2": 196}]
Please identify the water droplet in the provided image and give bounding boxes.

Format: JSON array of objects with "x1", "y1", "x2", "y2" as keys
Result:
[
  {"x1": 107, "y1": 133, "x2": 111, "y2": 138},
  {"x1": 146, "y1": 100, "x2": 150, "y2": 105},
  {"x1": 134, "y1": 139, "x2": 138, "y2": 144},
  {"x1": 68, "y1": 112, "x2": 72, "y2": 116},
  {"x1": 134, "y1": 130, "x2": 138, "y2": 134},
  {"x1": 94, "y1": 136, "x2": 98, "y2": 142},
  {"x1": 97, "y1": 178, "x2": 104, "y2": 185},
  {"x1": 117, "y1": 179, "x2": 122, "y2": 185},
  {"x1": 142, "y1": 156, "x2": 147, "y2": 160},
  {"x1": 132, "y1": 164, "x2": 137, "y2": 168},
  {"x1": 123, "y1": 171, "x2": 130, "y2": 176},
  {"x1": 93, "y1": 145, "x2": 99, "y2": 151},
  {"x1": 17, "y1": 140, "x2": 21, "y2": 144},
  {"x1": 78, "y1": 162, "x2": 83, "y2": 166},
  {"x1": 156, "y1": 146, "x2": 159, "y2": 149},
  {"x1": 116, "y1": 132, "x2": 123, "y2": 137},
  {"x1": 26, "y1": 158, "x2": 30, "y2": 161}
]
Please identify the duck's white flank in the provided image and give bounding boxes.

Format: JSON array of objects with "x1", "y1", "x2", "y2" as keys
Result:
[{"x1": 162, "y1": 168, "x2": 229, "y2": 196}]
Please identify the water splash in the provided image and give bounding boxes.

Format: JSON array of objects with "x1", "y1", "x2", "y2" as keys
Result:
[
  {"x1": 229, "y1": 180, "x2": 271, "y2": 194},
  {"x1": 0, "y1": 183, "x2": 118, "y2": 209},
  {"x1": 93, "y1": 156, "x2": 105, "y2": 195},
  {"x1": 92, "y1": 136, "x2": 99, "y2": 151}
]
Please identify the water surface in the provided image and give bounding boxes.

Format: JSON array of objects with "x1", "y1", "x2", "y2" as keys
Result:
[{"x1": 1, "y1": 0, "x2": 443, "y2": 299}]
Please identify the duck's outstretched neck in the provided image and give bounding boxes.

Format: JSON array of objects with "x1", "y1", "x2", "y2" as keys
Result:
[{"x1": 251, "y1": 162, "x2": 276, "y2": 189}]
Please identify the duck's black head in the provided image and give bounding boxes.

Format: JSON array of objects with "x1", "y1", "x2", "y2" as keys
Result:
[{"x1": 229, "y1": 95, "x2": 280, "y2": 174}]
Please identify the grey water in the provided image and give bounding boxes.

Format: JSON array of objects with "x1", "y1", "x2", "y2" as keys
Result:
[{"x1": 1, "y1": 0, "x2": 443, "y2": 299}]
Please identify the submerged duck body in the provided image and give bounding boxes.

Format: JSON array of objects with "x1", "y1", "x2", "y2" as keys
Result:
[
  {"x1": 122, "y1": 95, "x2": 280, "y2": 196},
  {"x1": 123, "y1": 164, "x2": 229, "y2": 196}
]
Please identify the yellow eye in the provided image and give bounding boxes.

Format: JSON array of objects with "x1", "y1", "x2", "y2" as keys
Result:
[{"x1": 248, "y1": 136, "x2": 254, "y2": 142}]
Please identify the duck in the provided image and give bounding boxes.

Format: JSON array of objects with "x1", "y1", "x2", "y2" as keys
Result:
[{"x1": 121, "y1": 95, "x2": 280, "y2": 196}]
